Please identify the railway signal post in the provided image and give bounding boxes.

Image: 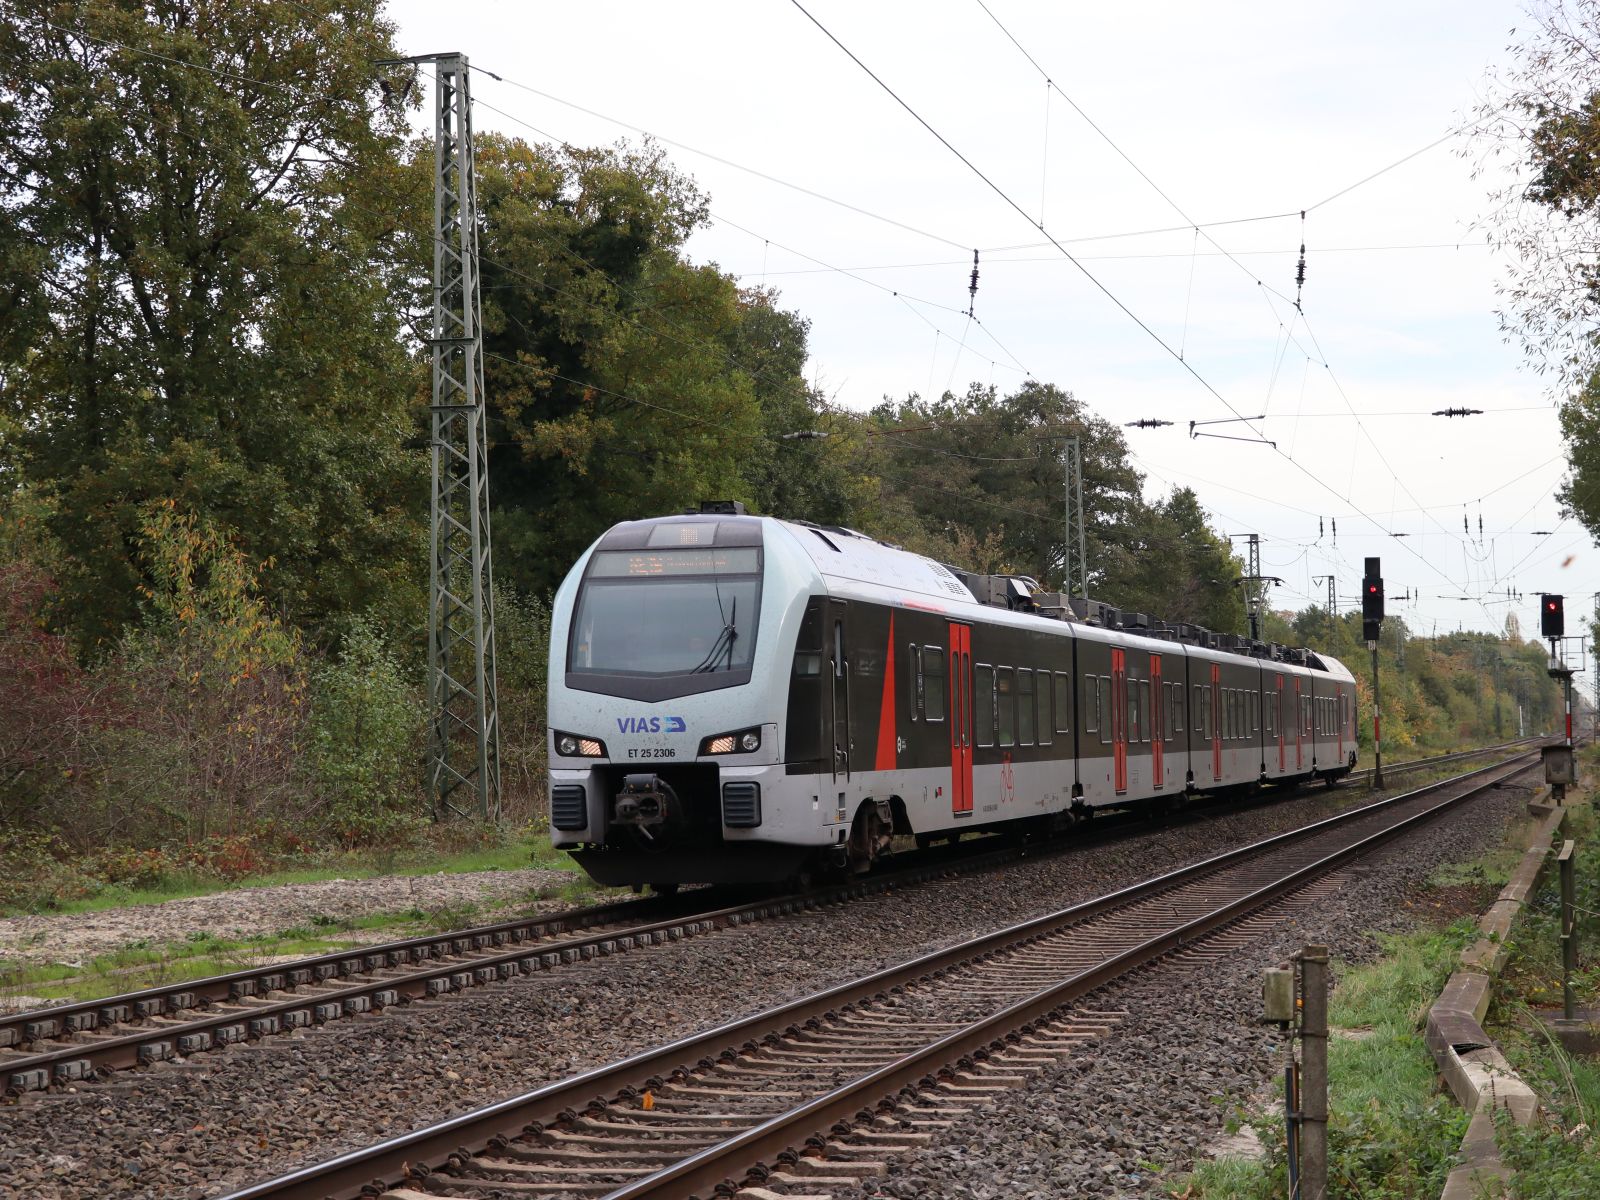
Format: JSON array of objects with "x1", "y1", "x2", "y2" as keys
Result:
[
  {"x1": 1364, "y1": 558, "x2": 1384, "y2": 788},
  {"x1": 1543, "y1": 594, "x2": 1573, "y2": 748}
]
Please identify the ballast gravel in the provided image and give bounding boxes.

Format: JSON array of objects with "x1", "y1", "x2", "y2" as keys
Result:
[
  {"x1": 0, "y1": 866, "x2": 578, "y2": 967},
  {"x1": 0, "y1": 776, "x2": 1536, "y2": 1200}
]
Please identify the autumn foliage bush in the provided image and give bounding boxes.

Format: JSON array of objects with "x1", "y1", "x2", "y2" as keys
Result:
[{"x1": 0, "y1": 503, "x2": 456, "y2": 908}]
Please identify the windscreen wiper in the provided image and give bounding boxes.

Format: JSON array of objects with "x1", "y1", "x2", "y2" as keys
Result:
[{"x1": 691, "y1": 596, "x2": 737, "y2": 673}]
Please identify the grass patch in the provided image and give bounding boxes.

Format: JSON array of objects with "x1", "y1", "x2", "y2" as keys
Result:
[
  {"x1": 1183, "y1": 921, "x2": 1473, "y2": 1199},
  {"x1": 0, "y1": 865, "x2": 617, "y2": 1004},
  {"x1": 1497, "y1": 803, "x2": 1600, "y2": 1010},
  {"x1": 1177, "y1": 790, "x2": 1557, "y2": 1200},
  {"x1": 1486, "y1": 786, "x2": 1600, "y2": 1195},
  {"x1": 1, "y1": 827, "x2": 588, "y2": 920}
]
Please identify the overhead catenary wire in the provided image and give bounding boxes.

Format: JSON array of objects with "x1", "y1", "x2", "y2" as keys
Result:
[
  {"x1": 36, "y1": 12, "x2": 1585, "y2": 635},
  {"x1": 463, "y1": 92, "x2": 1037, "y2": 384},
  {"x1": 788, "y1": 0, "x2": 1508, "y2": 621}
]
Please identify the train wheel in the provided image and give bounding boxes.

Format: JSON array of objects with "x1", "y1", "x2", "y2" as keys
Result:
[
  {"x1": 846, "y1": 804, "x2": 891, "y2": 875},
  {"x1": 649, "y1": 882, "x2": 679, "y2": 897}
]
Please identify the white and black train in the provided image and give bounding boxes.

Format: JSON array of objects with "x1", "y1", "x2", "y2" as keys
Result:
[{"x1": 547, "y1": 504, "x2": 1359, "y2": 889}]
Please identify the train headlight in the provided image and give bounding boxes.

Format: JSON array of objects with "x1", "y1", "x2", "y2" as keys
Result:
[
  {"x1": 554, "y1": 731, "x2": 607, "y2": 758},
  {"x1": 700, "y1": 727, "x2": 761, "y2": 755}
]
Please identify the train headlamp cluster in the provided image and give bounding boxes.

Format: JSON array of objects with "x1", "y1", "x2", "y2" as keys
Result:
[
  {"x1": 554, "y1": 731, "x2": 607, "y2": 758},
  {"x1": 700, "y1": 727, "x2": 762, "y2": 755}
]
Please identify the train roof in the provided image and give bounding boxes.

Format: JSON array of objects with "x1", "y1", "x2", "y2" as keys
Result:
[{"x1": 607, "y1": 510, "x2": 1346, "y2": 674}]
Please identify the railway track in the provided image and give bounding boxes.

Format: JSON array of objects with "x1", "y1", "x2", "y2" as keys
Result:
[
  {"x1": 215, "y1": 748, "x2": 1542, "y2": 1200},
  {"x1": 0, "y1": 738, "x2": 1537, "y2": 1094}
]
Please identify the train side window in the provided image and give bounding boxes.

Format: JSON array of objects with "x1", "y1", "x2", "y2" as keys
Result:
[
  {"x1": 1054, "y1": 672, "x2": 1072, "y2": 733},
  {"x1": 1083, "y1": 676, "x2": 1099, "y2": 734},
  {"x1": 1222, "y1": 690, "x2": 1232, "y2": 740},
  {"x1": 834, "y1": 622, "x2": 845, "y2": 678},
  {"x1": 1171, "y1": 683, "x2": 1184, "y2": 733},
  {"x1": 909, "y1": 645, "x2": 921, "y2": 721},
  {"x1": 1037, "y1": 669, "x2": 1052, "y2": 746},
  {"x1": 1250, "y1": 692, "x2": 1259, "y2": 734},
  {"x1": 975, "y1": 665, "x2": 995, "y2": 747},
  {"x1": 1264, "y1": 691, "x2": 1274, "y2": 735},
  {"x1": 1139, "y1": 680, "x2": 1151, "y2": 743},
  {"x1": 1127, "y1": 680, "x2": 1141, "y2": 744},
  {"x1": 1017, "y1": 669, "x2": 1036, "y2": 745},
  {"x1": 924, "y1": 647, "x2": 946, "y2": 721},
  {"x1": 1193, "y1": 685, "x2": 1204, "y2": 737},
  {"x1": 1097, "y1": 676, "x2": 1112, "y2": 745},
  {"x1": 997, "y1": 667, "x2": 1016, "y2": 747}
]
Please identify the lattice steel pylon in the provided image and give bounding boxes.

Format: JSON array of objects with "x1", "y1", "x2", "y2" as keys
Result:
[
  {"x1": 1064, "y1": 435, "x2": 1088, "y2": 599},
  {"x1": 424, "y1": 54, "x2": 499, "y2": 821}
]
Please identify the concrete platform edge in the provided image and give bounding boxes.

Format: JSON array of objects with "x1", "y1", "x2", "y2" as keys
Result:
[{"x1": 1432, "y1": 784, "x2": 1566, "y2": 1200}]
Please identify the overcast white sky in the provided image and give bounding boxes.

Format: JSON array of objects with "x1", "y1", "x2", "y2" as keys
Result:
[{"x1": 388, "y1": 0, "x2": 1595, "y2": 679}]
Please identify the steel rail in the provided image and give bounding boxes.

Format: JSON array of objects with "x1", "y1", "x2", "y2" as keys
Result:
[
  {"x1": 602, "y1": 750, "x2": 1541, "y2": 1198},
  {"x1": 213, "y1": 748, "x2": 1539, "y2": 1200},
  {"x1": 0, "y1": 733, "x2": 1518, "y2": 1049},
  {"x1": 1, "y1": 738, "x2": 1532, "y2": 1089}
]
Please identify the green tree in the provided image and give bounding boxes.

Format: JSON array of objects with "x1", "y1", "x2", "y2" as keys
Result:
[
  {"x1": 734, "y1": 287, "x2": 874, "y2": 527},
  {"x1": 1472, "y1": 2, "x2": 1600, "y2": 538},
  {"x1": 1473, "y1": 0, "x2": 1600, "y2": 391},
  {"x1": 1103, "y1": 487, "x2": 1247, "y2": 632},
  {"x1": 0, "y1": 1, "x2": 425, "y2": 649},
  {"x1": 466, "y1": 135, "x2": 774, "y2": 597},
  {"x1": 862, "y1": 380, "x2": 1144, "y2": 587}
]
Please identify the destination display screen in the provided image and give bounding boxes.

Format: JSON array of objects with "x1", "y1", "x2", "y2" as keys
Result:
[{"x1": 588, "y1": 548, "x2": 761, "y2": 578}]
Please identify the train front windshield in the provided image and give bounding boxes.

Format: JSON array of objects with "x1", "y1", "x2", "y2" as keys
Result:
[{"x1": 569, "y1": 547, "x2": 761, "y2": 678}]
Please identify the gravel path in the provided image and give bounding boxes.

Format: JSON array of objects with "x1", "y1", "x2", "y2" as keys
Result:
[
  {"x1": 0, "y1": 777, "x2": 1534, "y2": 1199},
  {"x1": 0, "y1": 867, "x2": 578, "y2": 966}
]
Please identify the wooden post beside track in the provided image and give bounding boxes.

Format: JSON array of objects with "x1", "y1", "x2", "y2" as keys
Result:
[
  {"x1": 1299, "y1": 943, "x2": 1330, "y2": 1200},
  {"x1": 1560, "y1": 840, "x2": 1577, "y2": 1023}
]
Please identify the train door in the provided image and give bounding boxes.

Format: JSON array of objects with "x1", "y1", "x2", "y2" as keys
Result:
[
  {"x1": 1111, "y1": 648, "x2": 1128, "y2": 794},
  {"x1": 947, "y1": 622, "x2": 972, "y2": 815},
  {"x1": 1337, "y1": 687, "x2": 1346, "y2": 762},
  {"x1": 1276, "y1": 673, "x2": 1286, "y2": 773},
  {"x1": 827, "y1": 600, "x2": 850, "y2": 781},
  {"x1": 1151, "y1": 654, "x2": 1164, "y2": 790},
  {"x1": 1211, "y1": 663, "x2": 1222, "y2": 782},
  {"x1": 1293, "y1": 677, "x2": 1304, "y2": 771}
]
